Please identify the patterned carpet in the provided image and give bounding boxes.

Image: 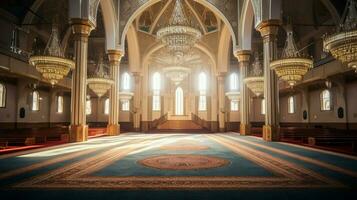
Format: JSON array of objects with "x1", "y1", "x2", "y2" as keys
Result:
[{"x1": 0, "y1": 133, "x2": 356, "y2": 199}]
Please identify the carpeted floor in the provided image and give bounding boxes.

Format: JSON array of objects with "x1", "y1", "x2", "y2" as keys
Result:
[{"x1": 0, "y1": 133, "x2": 356, "y2": 199}]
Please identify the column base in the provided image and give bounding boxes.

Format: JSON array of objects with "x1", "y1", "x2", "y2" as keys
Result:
[
  {"x1": 240, "y1": 124, "x2": 251, "y2": 136},
  {"x1": 219, "y1": 128, "x2": 226, "y2": 132},
  {"x1": 262, "y1": 125, "x2": 280, "y2": 142},
  {"x1": 141, "y1": 121, "x2": 149, "y2": 132},
  {"x1": 69, "y1": 125, "x2": 88, "y2": 142},
  {"x1": 107, "y1": 124, "x2": 120, "y2": 136},
  {"x1": 210, "y1": 121, "x2": 218, "y2": 132}
]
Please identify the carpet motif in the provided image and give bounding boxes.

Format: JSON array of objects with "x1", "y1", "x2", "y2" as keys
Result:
[
  {"x1": 138, "y1": 155, "x2": 230, "y2": 170},
  {"x1": 14, "y1": 135, "x2": 343, "y2": 189}
]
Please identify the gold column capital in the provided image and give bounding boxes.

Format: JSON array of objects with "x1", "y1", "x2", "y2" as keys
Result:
[
  {"x1": 70, "y1": 18, "x2": 94, "y2": 38},
  {"x1": 107, "y1": 50, "x2": 124, "y2": 66},
  {"x1": 234, "y1": 50, "x2": 251, "y2": 63},
  {"x1": 256, "y1": 19, "x2": 281, "y2": 39}
]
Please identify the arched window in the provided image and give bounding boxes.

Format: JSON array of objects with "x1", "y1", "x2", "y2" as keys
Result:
[
  {"x1": 198, "y1": 72, "x2": 207, "y2": 92},
  {"x1": 175, "y1": 87, "x2": 184, "y2": 115},
  {"x1": 122, "y1": 72, "x2": 130, "y2": 91},
  {"x1": 152, "y1": 72, "x2": 161, "y2": 111},
  {"x1": 57, "y1": 96, "x2": 64, "y2": 113},
  {"x1": 153, "y1": 96, "x2": 160, "y2": 111},
  {"x1": 320, "y1": 89, "x2": 331, "y2": 111},
  {"x1": 198, "y1": 96, "x2": 207, "y2": 111},
  {"x1": 32, "y1": 91, "x2": 40, "y2": 111},
  {"x1": 152, "y1": 72, "x2": 161, "y2": 91},
  {"x1": 0, "y1": 83, "x2": 6, "y2": 108},
  {"x1": 230, "y1": 73, "x2": 239, "y2": 91},
  {"x1": 122, "y1": 100, "x2": 130, "y2": 111},
  {"x1": 86, "y1": 99, "x2": 92, "y2": 115},
  {"x1": 231, "y1": 100, "x2": 239, "y2": 111},
  {"x1": 288, "y1": 96, "x2": 295, "y2": 114},
  {"x1": 261, "y1": 98, "x2": 266, "y2": 115},
  {"x1": 104, "y1": 98, "x2": 109, "y2": 114}
]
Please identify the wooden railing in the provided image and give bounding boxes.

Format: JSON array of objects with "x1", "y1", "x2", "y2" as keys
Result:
[{"x1": 151, "y1": 113, "x2": 168, "y2": 129}]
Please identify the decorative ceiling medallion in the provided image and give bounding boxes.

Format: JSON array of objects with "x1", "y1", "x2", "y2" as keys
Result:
[
  {"x1": 29, "y1": 24, "x2": 74, "y2": 86},
  {"x1": 323, "y1": 0, "x2": 357, "y2": 72},
  {"x1": 270, "y1": 25, "x2": 313, "y2": 86},
  {"x1": 139, "y1": 154, "x2": 230, "y2": 170}
]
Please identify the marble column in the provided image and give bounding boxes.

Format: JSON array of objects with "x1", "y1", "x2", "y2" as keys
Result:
[
  {"x1": 107, "y1": 50, "x2": 123, "y2": 136},
  {"x1": 132, "y1": 72, "x2": 142, "y2": 132},
  {"x1": 69, "y1": 19, "x2": 93, "y2": 142},
  {"x1": 217, "y1": 74, "x2": 226, "y2": 132},
  {"x1": 235, "y1": 50, "x2": 251, "y2": 135},
  {"x1": 256, "y1": 20, "x2": 281, "y2": 141}
]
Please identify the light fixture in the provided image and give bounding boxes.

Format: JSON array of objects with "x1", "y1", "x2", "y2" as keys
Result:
[
  {"x1": 244, "y1": 54, "x2": 264, "y2": 97},
  {"x1": 323, "y1": 0, "x2": 357, "y2": 72},
  {"x1": 156, "y1": 0, "x2": 201, "y2": 58},
  {"x1": 270, "y1": 25, "x2": 313, "y2": 86},
  {"x1": 87, "y1": 55, "x2": 114, "y2": 98},
  {"x1": 29, "y1": 24, "x2": 74, "y2": 86},
  {"x1": 162, "y1": 65, "x2": 191, "y2": 85}
]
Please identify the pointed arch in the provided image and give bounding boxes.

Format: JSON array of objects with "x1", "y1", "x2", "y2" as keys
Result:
[{"x1": 175, "y1": 87, "x2": 184, "y2": 115}]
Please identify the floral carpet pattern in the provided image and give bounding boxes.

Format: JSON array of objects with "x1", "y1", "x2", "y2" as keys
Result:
[{"x1": 0, "y1": 133, "x2": 357, "y2": 199}]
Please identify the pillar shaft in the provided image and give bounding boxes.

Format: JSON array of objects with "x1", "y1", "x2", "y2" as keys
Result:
[
  {"x1": 107, "y1": 50, "x2": 123, "y2": 136},
  {"x1": 217, "y1": 74, "x2": 226, "y2": 132},
  {"x1": 69, "y1": 19, "x2": 93, "y2": 142},
  {"x1": 256, "y1": 20, "x2": 281, "y2": 141},
  {"x1": 133, "y1": 73, "x2": 142, "y2": 131},
  {"x1": 235, "y1": 50, "x2": 251, "y2": 135}
]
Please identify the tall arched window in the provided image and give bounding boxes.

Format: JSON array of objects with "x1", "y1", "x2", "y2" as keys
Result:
[
  {"x1": 32, "y1": 91, "x2": 40, "y2": 111},
  {"x1": 152, "y1": 72, "x2": 161, "y2": 111},
  {"x1": 86, "y1": 99, "x2": 92, "y2": 115},
  {"x1": 57, "y1": 96, "x2": 64, "y2": 113},
  {"x1": 122, "y1": 72, "x2": 130, "y2": 91},
  {"x1": 198, "y1": 72, "x2": 207, "y2": 111},
  {"x1": 175, "y1": 87, "x2": 184, "y2": 115},
  {"x1": 261, "y1": 98, "x2": 266, "y2": 115},
  {"x1": 230, "y1": 73, "x2": 239, "y2": 91},
  {"x1": 198, "y1": 96, "x2": 207, "y2": 111},
  {"x1": 122, "y1": 100, "x2": 130, "y2": 111},
  {"x1": 152, "y1": 72, "x2": 161, "y2": 91},
  {"x1": 320, "y1": 89, "x2": 331, "y2": 111},
  {"x1": 231, "y1": 100, "x2": 239, "y2": 111},
  {"x1": 104, "y1": 98, "x2": 110, "y2": 114},
  {"x1": 0, "y1": 83, "x2": 6, "y2": 108},
  {"x1": 198, "y1": 72, "x2": 207, "y2": 92},
  {"x1": 288, "y1": 96, "x2": 295, "y2": 114}
]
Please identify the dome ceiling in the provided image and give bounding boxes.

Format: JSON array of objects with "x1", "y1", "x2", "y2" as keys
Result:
[{"x1": 137, "y1": 0, "x2": 220, "y2": 36}]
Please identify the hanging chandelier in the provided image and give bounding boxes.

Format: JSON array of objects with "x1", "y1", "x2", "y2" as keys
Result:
[
  {"x1": 323, "y1": 0, "x2": 357, "y2": 72},
  {"x1": 270, "y1": 25, "x2": 313, "y2": 86},
  {"x1": 162, "y1": 65, "x2": 191, "y2": 85},
  {"x1": 244, "y1": 54, "x2": 264, "y2": 97},
  {"x1": 87, "y1": 55, "x2": 114, "y2": 98},
  {"x1": 156, "y1": 0, "x2": 201, "y2": 58},
  {"x1": 29, "y1": 24, "x2": 74, "y2": 86}
]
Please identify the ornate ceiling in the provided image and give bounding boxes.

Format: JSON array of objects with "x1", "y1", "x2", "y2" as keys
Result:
[{"x1": 136, "y1": 0, "x2": 220, "y2": 36}]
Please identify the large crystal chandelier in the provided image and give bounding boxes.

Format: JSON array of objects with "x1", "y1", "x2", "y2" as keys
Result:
[
  {"x1": 270, "y1": 25, "x2": 313, "y2": 86},
  {"x1": 244, "y1": 54, "x2": 264, "y2": 97},
  {"x1": 323, "y1": 0, "x2": 357, "y2": 72},
  {"x1": 87, "y1": 55, "x2": 114, "y2": 98},
  {"x1": 156, "y1": 0, "x2": 201, "y2": 58},
  {"x1": 162, "y1": 65, "x2": 191, "y2": 85},
  {"x1": 29, "y1": 24, "x2": 74, "y2": 85}
]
